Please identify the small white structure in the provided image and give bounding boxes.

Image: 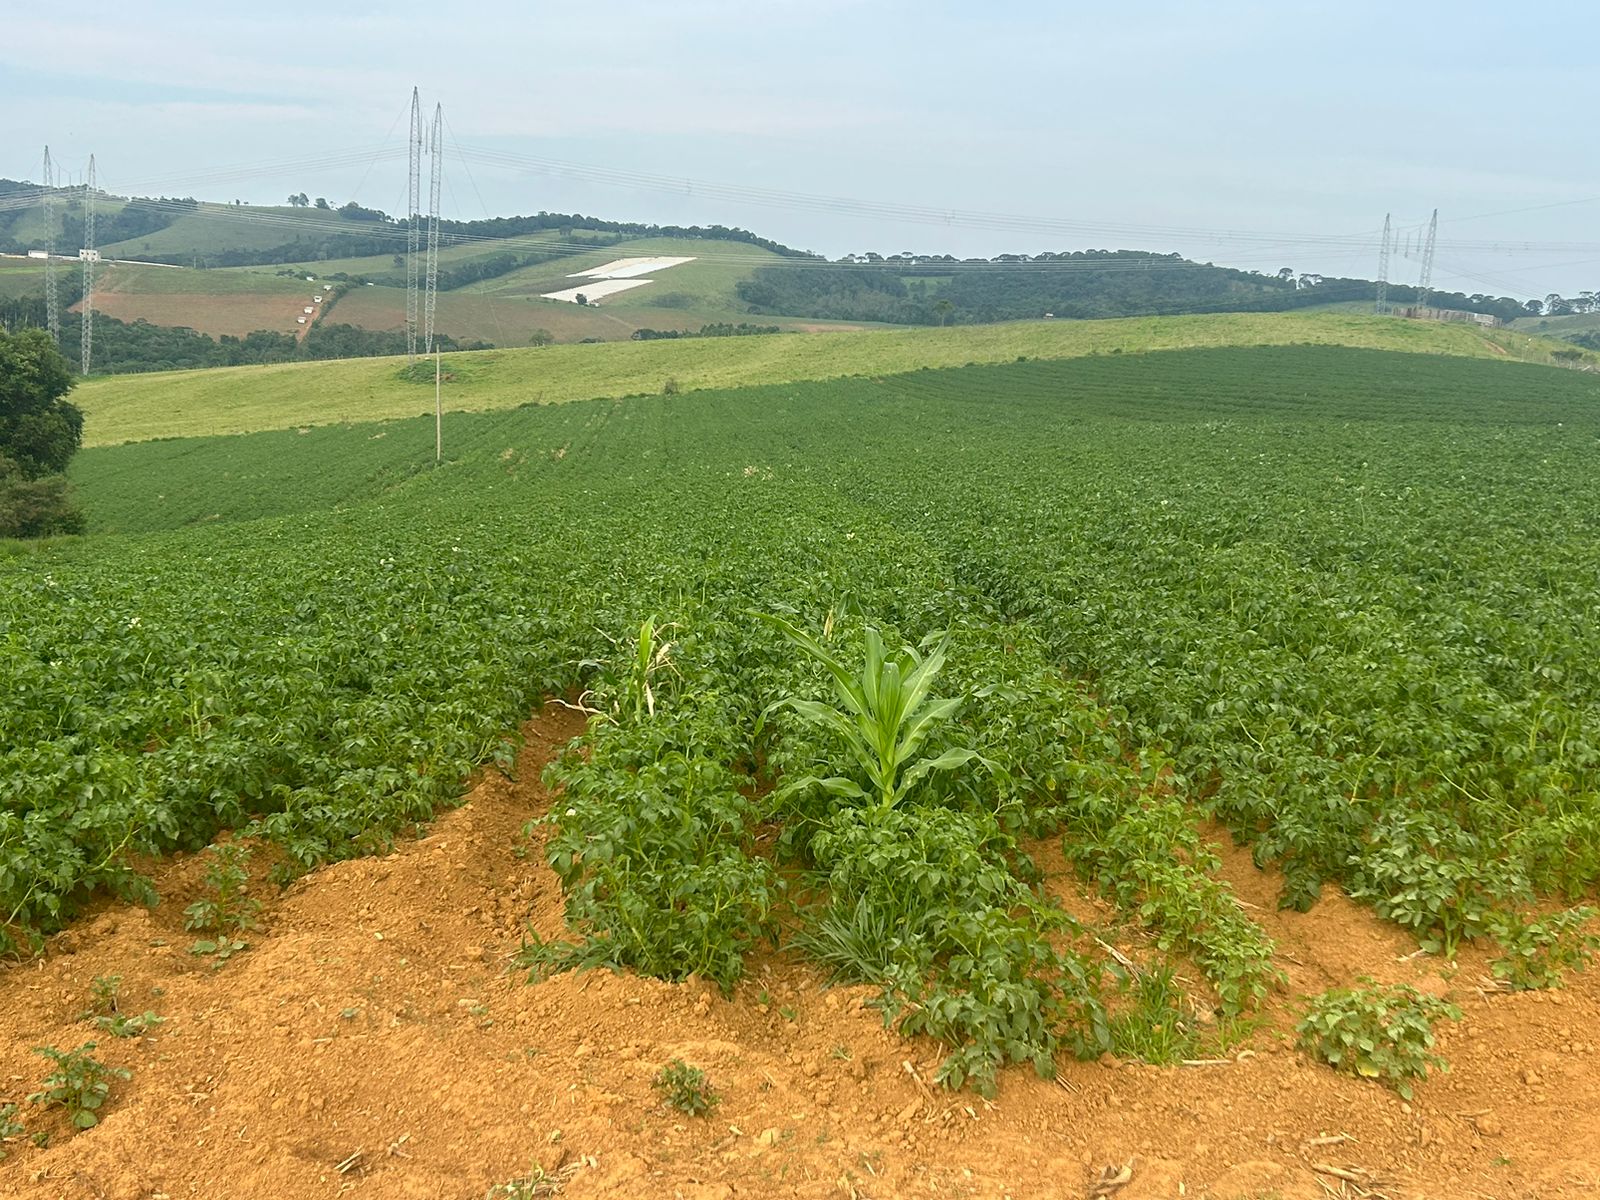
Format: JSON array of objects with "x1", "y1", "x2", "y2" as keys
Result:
[
  {"x1": 303, "y1": 306, "x2": 314, "y2": 314},
  {"x1": 26, "y1": 249, "x2": 48, "y2": 260},
  {"x1": 540, "y1": 279, "x2": 653, "y2": 304},
  {"x1": 78, "y1": 248, "x2": 101, "y2": 262},
  {"x1": 297, "y1": 316, "x2": 307, "y2": 324},
  {"x1": 543, "y1": 255, "x2": 696, "y2": 304},
  {"x1": 567, "y1": 256, "x2": 695, "y2": 280},
  {"x1": 313, "y1": 294, "x2": 323, "y2": 302},
  {"x1": 306, "y1": 275, "x2": 316, "y2": 282}
]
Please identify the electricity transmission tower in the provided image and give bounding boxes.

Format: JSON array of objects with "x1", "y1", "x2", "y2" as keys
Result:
[
  {"x1": 42, "y1": 147, "x2": 61, "y2": 346},
  {"x1": 425, "y1": 103, "x2": 442, "y2": 353},
  {"x1": 1417, "y1": 208, "x2": 1438, "y2": 310},
  {"x1": 81, "y1": 154, "x2": 96, "y2": 376},
  {"x1": 1375, "y1": 213, "x2": 1392, "y2": 315},
  {"x1": 407, "y1": 87, "x2": 423, "y2": 364}
]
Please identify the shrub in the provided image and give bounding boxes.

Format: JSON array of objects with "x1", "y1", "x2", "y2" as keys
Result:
[
  {"x1": 1488, "y1": 907, "x2": 1600, "y2": 990},
  {"x1": 1296, "y1": 981, "x2": 1459, "y2": 1099}
]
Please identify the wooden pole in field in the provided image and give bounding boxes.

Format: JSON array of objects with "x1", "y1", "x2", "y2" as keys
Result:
[{"x1": 434, "y1": 346, "x2": 442, "y2": 463}]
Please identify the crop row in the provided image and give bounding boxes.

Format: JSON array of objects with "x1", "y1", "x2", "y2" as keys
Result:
[{"x1": 5, "y1": 344, "x2": 1599, "y2": 1088}]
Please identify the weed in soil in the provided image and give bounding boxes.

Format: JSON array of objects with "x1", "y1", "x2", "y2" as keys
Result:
[{"x1": 654, "y1": 1059, "x2": 719, "y2": 1116}]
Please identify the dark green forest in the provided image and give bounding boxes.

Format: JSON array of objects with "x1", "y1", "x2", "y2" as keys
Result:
[
  {"x1": 0, "y1": 180, "x2": 814, "y2": 268},
  {"x1": 735, "y1": 251, "x2": 1534, "y2": 326},
  {"x1": 0, "y1": 295, "x2": 489, "y2": 374}
]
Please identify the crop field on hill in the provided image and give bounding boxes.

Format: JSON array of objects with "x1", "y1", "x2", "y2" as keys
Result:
[
  {"x1": 82, "y1": 263, "x2": 322, "y2": 337},
  {"x1": 94, "y1": 203, "x2": 344, "y2": 259},
  {"x1": 0, "y1": 260, "x2": 51, "y2": 299},
  {"x1": 6, "y1": 343, "x2": 1600, "y2": 1194},
  {"x1": 70, "y1": 310, "x2": 1566, "y2": 446}
]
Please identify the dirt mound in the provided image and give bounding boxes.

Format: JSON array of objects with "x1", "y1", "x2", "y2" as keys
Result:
[{"x1": 3, "y1": 705, "x2": 1597, "y2": 1199}]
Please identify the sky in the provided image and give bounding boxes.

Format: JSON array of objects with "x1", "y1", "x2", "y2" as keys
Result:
[{"x1": 5, "y1": 0, "x2": 1599, "y2": 298}]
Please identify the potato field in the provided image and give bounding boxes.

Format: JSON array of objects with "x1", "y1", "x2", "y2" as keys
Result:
[{"x1": 5, "y1": 344, "x2": 1600, "y2": 1193}]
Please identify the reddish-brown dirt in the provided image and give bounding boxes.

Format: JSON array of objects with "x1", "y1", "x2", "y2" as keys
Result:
[
  {"x1": 3, "y1": 705, "x2": 1598, "y2": 1199},
  {"x1": 70, "y1": 293, "x2": 313, "y2": 340}
]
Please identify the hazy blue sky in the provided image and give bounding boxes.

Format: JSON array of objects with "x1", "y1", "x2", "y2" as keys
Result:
[{"x1": 7, "y1": 1, "x2": 1598, "y2": 297}]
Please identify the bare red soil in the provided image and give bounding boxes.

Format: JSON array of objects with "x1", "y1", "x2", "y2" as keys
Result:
[{"x1": 2, "y1": 705, "x2": 1596, "y2": 1199}]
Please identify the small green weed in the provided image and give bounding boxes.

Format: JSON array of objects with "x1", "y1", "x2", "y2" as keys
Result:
[
  {"x1": 185, "y1": 844, "x2": 261, "y2": 962},
  {"x1": 185, "y1": 843, "x2": 261, "y2": 934},
  {"x1": 1296, "y1": 980, "x2": 1459, "y2": 1099},
  {"x1": 28, "y1": 1042, "x2": 130, "y2": 1129},
  {"x1": 0, "y1": 1103, "x2": 23, "y2": 1159},
  {"x1": 484, "y1": 1169, "x2": 558, "y2": 1199},
  {"x1": 653, "y1": 1059, "x2": 718, "y2": 1116},
  {"x1": 81, "y1": 975, "x2": 164, "y2": 1038},
  {"x1": 1108, "y1": 963, "x2": 1200, "y2": 1064}
]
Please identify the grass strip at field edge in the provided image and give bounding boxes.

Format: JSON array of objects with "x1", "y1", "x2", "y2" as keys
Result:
[{"x1": 74, "y1": 312, "x2": 1575, "y2": 446}]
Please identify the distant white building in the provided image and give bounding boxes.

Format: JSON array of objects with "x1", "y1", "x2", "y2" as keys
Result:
[
  {"x1": 297, "y1": 316, "x2": 307, "y2": 324},
  {"x1": 1396, "y1": 305, "x2": 1502, "y2": 328},
  {"x1": 313, "y1": 294, "x2": 323, "y2": 302},
  {"x1": 26, "y1": 249, "x2": 48, "y2": 260},
  {"x1": 303, "y1": 307, "x2": 314, "y2": 314},
  {"x1": 78, "y1": 248, "x2": 101, "y2": 262}
]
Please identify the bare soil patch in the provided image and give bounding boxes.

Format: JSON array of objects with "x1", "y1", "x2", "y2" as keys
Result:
[
  {"x1": 3, "y1": 706, "x2": 1597, "y2": 1199},
  {"x1": 72, "y1": 292, "x2": 309, "y2": 339}
]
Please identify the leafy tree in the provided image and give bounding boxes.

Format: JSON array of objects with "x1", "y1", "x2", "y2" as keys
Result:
[
  {"x1": 313, "y1": 197, "x2": 330, "y2": 210},
  {"x1": 287, "y1": 193, "x2": 310, "y2": 207},
  {"x1": 529, "y1": 328, "x2": 555, "y2": 347},
  {"x1": 0, "y1": 328, "x2": 84, "y2": 537}
]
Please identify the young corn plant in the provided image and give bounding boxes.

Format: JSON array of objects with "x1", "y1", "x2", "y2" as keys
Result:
[
  {"x1": 756, "y1": 614, "x2": 984, "y2": 811},
  {"x1": 585, "y1": 616, "x2": 677, "y2": 721}
]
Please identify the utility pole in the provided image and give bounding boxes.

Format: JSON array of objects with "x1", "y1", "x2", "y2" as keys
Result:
[
  {"x1": 42, "y1": 147, "x2": 60, "y2": 347},
  {"x1": 1375, "y1": 213, "x2": 1392, "y2": 316},
  {"x1": 435, "y1": 345, "x2": 442, "y2": 464},
  {"x1": 81, "y1": 154, "x2": 96, "y2": 376},
  {"x1": 406, "y1": 87, "x2": 422, "y2": 364},
  {"x1": 424, "y1": 103, "x2": 442, "y2": 354},
  {"x1": 1417, "y1": 208, "x2": 1438, "y2": 310}
]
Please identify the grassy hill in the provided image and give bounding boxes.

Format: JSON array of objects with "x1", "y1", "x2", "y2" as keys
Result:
[
  {"x1": 1511, "y1": 311, "x2": 1600, "y2": 342},
  {"x1": 54, "y1": 219, "x2": 834, "y2": 347},
  {"x1": 0, "y1": 259, "x2": 51, "y2": 299},
  {"x1": 96, "y1": 203, "x2": 354, "y2": 259},
  {"x1": 71, "y1": 311, "x2": 1583, "y2": 446},
  {"x1": 316, "y1": 235, "x2": 858, "y2": 346}
]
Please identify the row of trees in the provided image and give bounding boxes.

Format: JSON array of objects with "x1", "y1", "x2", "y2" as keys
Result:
[
  {"x1": 1532, "y1": 292, "x2": 1600, "y2": 317},
  {"x1": 735, "y1": 252, "x2": 1534, "y2": 326}
]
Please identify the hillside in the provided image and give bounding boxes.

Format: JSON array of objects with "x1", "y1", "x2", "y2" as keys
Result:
[{"x1": 69, "y1": 311, "x2": 1581, "y2": 446}]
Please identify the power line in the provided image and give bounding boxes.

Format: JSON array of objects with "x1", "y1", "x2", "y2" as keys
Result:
[
  {"x1": 1375, "y1": 214, "x2": 1391, "y2": 315},
  {"x1": 407, "y1": 88, "x2": 422, "y2": 365},
  {"x1": 1417, "y1": 209, "x2": 1438, "y2": 309},
  {"x1": 425, "y1": 102, "x2": 442, "y2": 355},
  {"x1": 81, "y1": 154, "x2": 96, "y2": 377},
  {"x1": 42, "y1": 146, "x2": 60, "y2": 347}
]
